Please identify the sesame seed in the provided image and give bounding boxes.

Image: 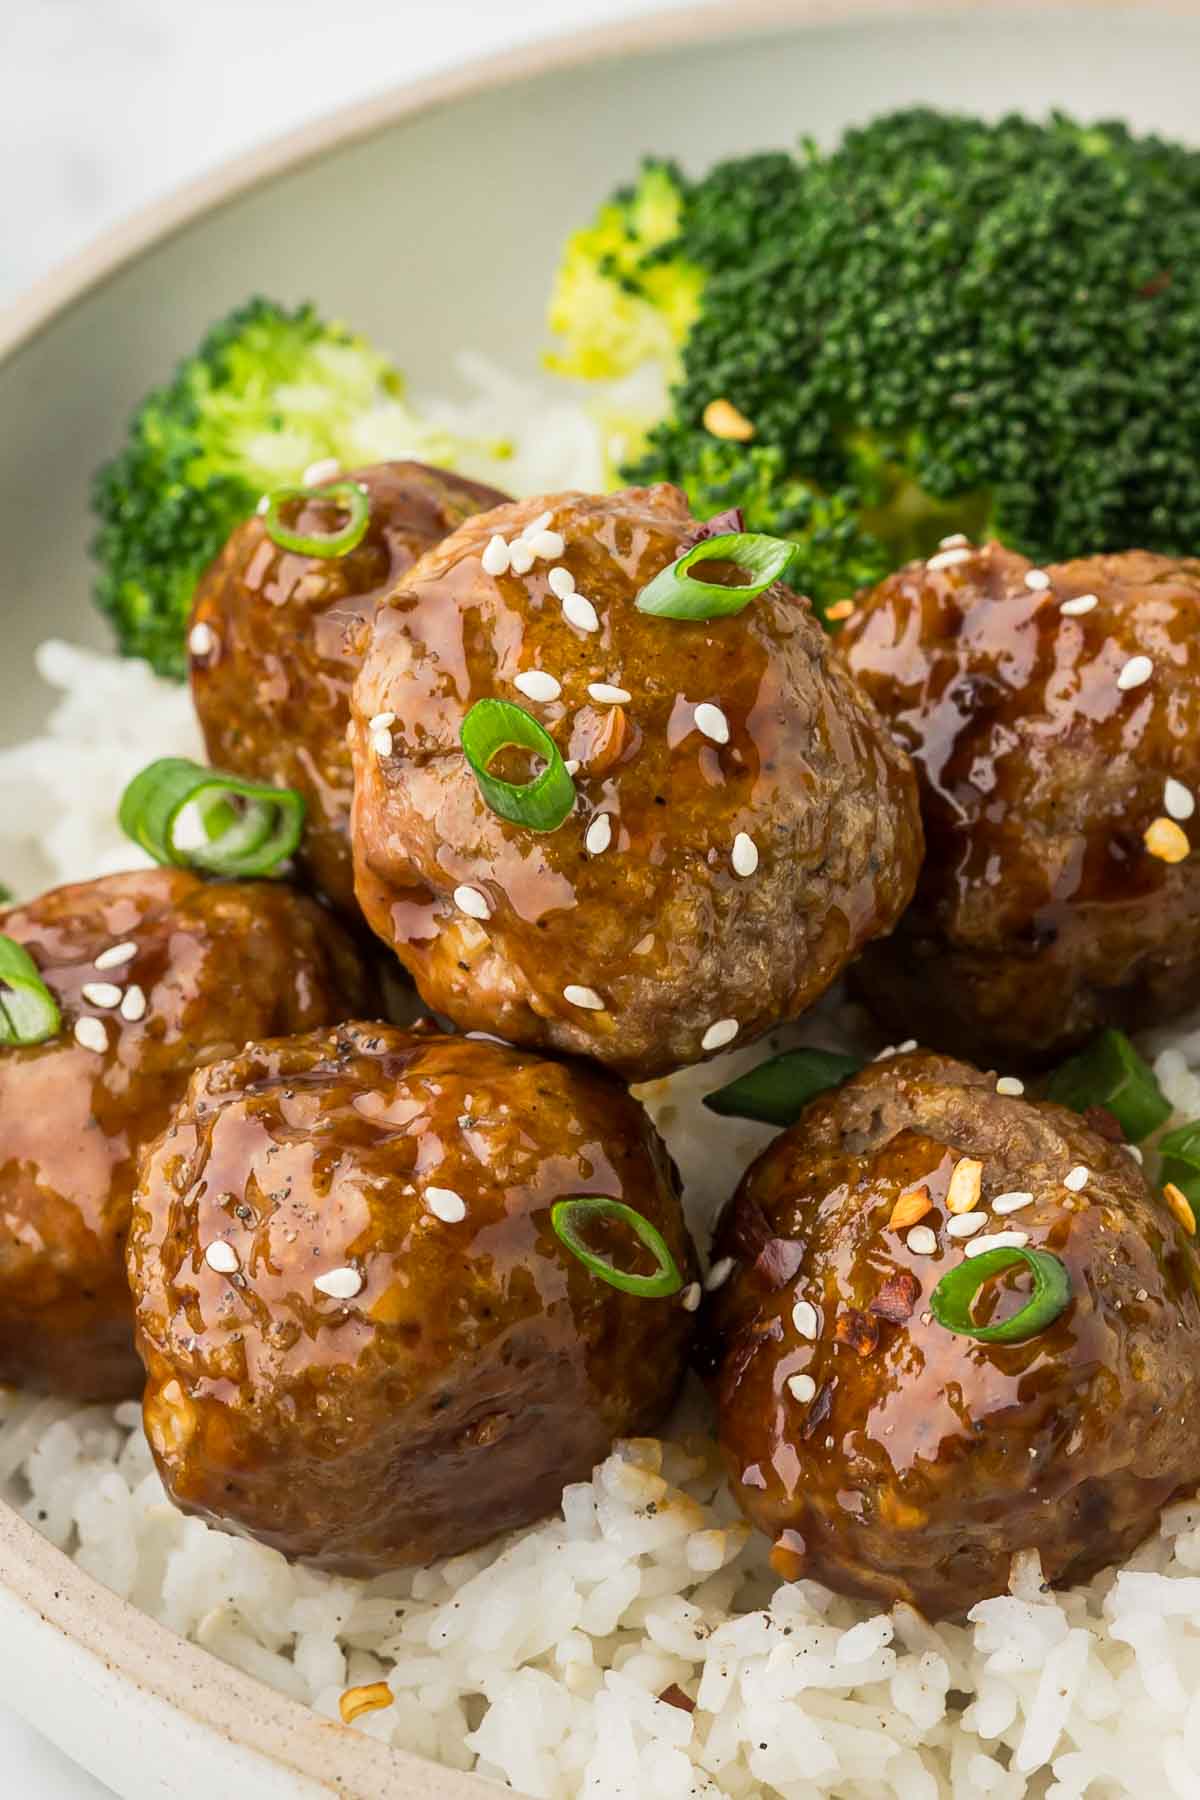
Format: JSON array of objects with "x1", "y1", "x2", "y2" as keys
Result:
[
  {"x1": 514, "y1": 670, "x2": 562, "y2": 703},
  {"x1": 585, "y1": 814, "x2": 613, "y2": 856},
  {"x1": 1117, "y1": 654, "x2": 1153, "y2": 692},
  {"x1": 680, "y1": 1282, "x2": 702, "y2": 1312},
  {"x1": 947, "y1": 1211, "x2": 988, "y2": 1238},
  {"x1": 548, "y1": 566, "x2": 576, "y2": 599},
  {"x1": 703, "y1": 398, "x2": 755, "y2": 442},
  {"x1": 896, "y1": 1038, "x2": 918, "y2": 1053},
  {"x1": 787, "y1": 1373, "x2": 816, "y2": 1405},
  {"x1": 825, "y1": 599, "x2": 856, "y2": 622},
  {"x1": 371, "y1": 728, "x2": 393, "y2": 758},
  {"x1": 481, "y1": 534, "x2": 510, "y2": 576},
  {"x1": 367, "y1": 711, "x2": 395, "y2": 732},
  {"x1": 995, "y1": 1076, "x2": 1025, "y2": 1096},
  {"x1": 563, "y1": 593, "x2": 600, "y2": 633},
  {"x1": 889, "y1": 1188, "x2": 932, "y2": 1231},
  {"x1": 702, "y1": 1018, "x2": 739, "y2": 1052},
  {"x1": 705, "y1": 1256, "x2": 735, "y2": 1292},
  {"x1": 906, "y1": 1226, "x2": 938, "y2": 1256},
  {"x1": 426, "y1": 1186, "x2": 467, "y2": 1223},
  {"x1": 73, "y1": 1017, "x2": 108, "y2": 1054},
  {"x1": 1060, "y1": 593, "x2": 1098, "y2": 617},
  {"x1": 731, "y1": 832, "x2": 759, "y2": 878},
  {"x1": 528, "y1": 529, "x2": 565, "y2": 560},
  {"x1": 946, "y1": 1156, "x2": 984, "y2": 1214},
  {"x1": 255, "y1": 495, "x2": 269, "y2": 515},
  {"x1": 95, "y1": 941, "x2": 137, "y2": 971},
  {"x1": 938, "y1": 533, "x2": 970, "y2": 550},
  {"x1": 1145, "y1": 816, "x2": 1190, "y2": 863},
  {"x1": 1124, "y1": 1143, "x2": 1145, "y2": 1165},
  {"x1": 204, "y1": 1241, "x2": 239, "y2": 1273},
  {"x1": 314, "y1": 1266, "x2": 363, "y2": 1300},
  {"x1": 587, "y1": 683, "x2": 631, "y2": 705},
  {"x1": 302, "y1": 456, "x2": 341, "y2": 487},
  {"x1": 874, "y1": 1045, "x2": 897, "y2": 1061},
  {"x1": 454, "y1": 885, "x2": 492, "y2": 921},
  {"x1": 1025, "y1": 570, "x2": 1051, "y2": 591},
  {"x1": 120, "y1": 985, "x2": 147, "y2": 1023},
  {"x1": 509, "y1": 540, "x2": 536, "y2": 576},
  {"x1": 926, "y1": 546, "x2": 973, "y2": 572},
  {"x1": 1063, "y1": 1165, "x2": 1089, "y2": 1192},
  {"x1": 792, "y1": 1300, "x2": 819, "y2": 1340},
  {"x1": 523, "y1": 511, "x2": 554, "y2": 538},
  {"x1": 81, "y1": 982, "x2": 122, "y2": 1009},
  {"x1": 564, "y1": 984, "x2": 605, "y2": 1011},
  {"x1": 694, "y1": 703, "x2": 730, "y2": 745},
  {"x1": 1166, "y1": 778, "x2": 1196, "y2": 822},
  {"x1": 563, "y1": 760, "x2": 581, "y2": 776},
  {"x1": 188, "y1": 622, "x2": 217, "y2": 658},
  {"x1": 993, "y1": 1191, "x2": 1034, "y2": 1214},
  {"x1": 965, "y1": 1230, "x2": 1030, "y2": 1257}
]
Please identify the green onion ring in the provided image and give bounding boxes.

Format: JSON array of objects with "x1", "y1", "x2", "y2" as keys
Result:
[
  {"x1": 930, "y1": 1246, "x2": 1071, "y2": 1345},
  {"x1": 636, "y1": 531, "x2": 798, "y2": 621},
  {"x1": 263, "y1": 481, "x2": 370, "y2": 559},
  {"x1": 704, "y1": 1047, "x2": 862, "y2": 1127},
  {"x1": 550, "y1": 1196, "x2": 684, "y2": 1298},
  {"x1": 460, "y1": 699, "x2": 576, "y2": 832},
  {"x1": 1043, "y1": 1029, "x2": 1169, "y2": 1142},
  {"x1": 118, "y1": 758, "x2": 306, "y2": 878},
  {"x1": 1159, "y1": 1119, "x2": 1200, "y2": 1215},
  {"x1": 0, "y1": 934, "x2": 61, "y2": 1046}
]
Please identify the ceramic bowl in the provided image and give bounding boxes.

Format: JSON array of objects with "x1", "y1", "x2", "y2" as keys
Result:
[{"x1": 3, "y1": 2, "x2": 1200, "y2": 1792}]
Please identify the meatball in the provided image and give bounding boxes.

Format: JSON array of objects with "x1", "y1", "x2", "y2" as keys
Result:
[
  {"x1": 189, "y1": 461, "x2": 509, "y2": 913},
  {"x1": 701, "y1": 1049, "x2": 1200, "y2": 1620},
  {"x1": 128, "y1": 1022, "x2": 696, "y2": 1573},
  {"x1": 839, "y1": 543, "x2": 1200, "y2": 1063},
  {"x1": 350, "y1": 486, "x2": 922, "y2": 1081},
  {"x1": 0, "y1": 870, "x2": 370, "y2": 1400}
]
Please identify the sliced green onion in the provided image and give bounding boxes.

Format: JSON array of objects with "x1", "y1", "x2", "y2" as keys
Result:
[
  {"x1": 703, "y1": 1048, "x2": 862, "y2": 1127},
  {"x1": 1159, "y1": 1119, "x2": 1200, "y2": 1213},
  {"x1": 0, "y1": 935, "x2": 61, "y2": 1046},
  {"x1": 263, "y1": 481, "x2": 370, "y2": 559},
  {"x1": 461, "y1": 699, "x2": 576, "y2": 832},
  {"x1": 1043, "y1": 1029, "x2": 1170, "y2": 1142},
  {"x1": 119, "y1": 758, "x2": 305, "y2": 878},
  {"x1": 550, "y1": 1196, "x2": 683, "y2": 1298},
  {"x1": 930, "y1": 1247, "x2": 1071, "y2": 1345},
  {"x1": 636, "y1": 531, "x2": 798, "y2": 621}
]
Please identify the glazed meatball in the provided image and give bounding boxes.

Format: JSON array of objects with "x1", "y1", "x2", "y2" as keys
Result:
[
  {"x1": 839, "y1": 544, "x2": 1200, "y2": 1063},
  {"x1": 0, "y1": 871, "x2": 371, "y2": 1400},
  {"x1": 701, "y1": 1049, "x2": 1200, "y2": 1621},
  {"x1": 350, "y1": 486, "x2": 922, "y2": 1080},
  {"x1": 128, "y1": 1023, "x2": 696, "y2": 1573},
  {"x1": 189, "y1": 461, "x2": 509, "y2": 913}
]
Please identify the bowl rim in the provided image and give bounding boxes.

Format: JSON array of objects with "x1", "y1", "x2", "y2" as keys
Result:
[{"x1": 2, "y1": 0, "x2": 1198, "y2": 1793}]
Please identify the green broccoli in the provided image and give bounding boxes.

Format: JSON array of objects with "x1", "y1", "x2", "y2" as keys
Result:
[
  {"x1": 547, "y1": 111, "x2": 1200, "y2": 618},
  {"x1": 92, "y1": 298, "x2": 468, "y2": 677}
]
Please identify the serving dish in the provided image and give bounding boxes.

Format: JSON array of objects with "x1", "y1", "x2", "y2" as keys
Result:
[{"x1": 5, "y1": 2, "x2": 1200, "y2": 1793}]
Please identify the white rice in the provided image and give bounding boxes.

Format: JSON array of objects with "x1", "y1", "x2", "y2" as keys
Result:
[{"x1": 5, "y1": 366, "x2": 1200, "y2": 1799}]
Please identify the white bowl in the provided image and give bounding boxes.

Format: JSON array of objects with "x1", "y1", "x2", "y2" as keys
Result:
[{"x1": 4, "y1": 2, "x2": 1200, "y2": 1792}]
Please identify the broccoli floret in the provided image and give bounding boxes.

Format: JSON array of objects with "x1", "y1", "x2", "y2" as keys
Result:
[
  {"x1": 546, "y1": 161, "x2": 704, "y2": 381},
  {"x1": 549, "y1": 110, "x2": 1200, "y2": 610},
  {"x1": 92, "y1": 298, "x2": 466, "y2": 676}
]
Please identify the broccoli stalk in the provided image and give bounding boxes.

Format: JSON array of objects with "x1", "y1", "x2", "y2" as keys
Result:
[
  {"x1": 92, "y1": 299, "x2": 467, "y2": 676},
  {"x1": 547, "y1": 112, "x2": 1200, "y2": 619}
]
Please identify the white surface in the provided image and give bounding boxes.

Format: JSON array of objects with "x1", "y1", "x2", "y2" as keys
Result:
[{"x1": 0, "y1": 1, "x2": 692, "y2": 1790}]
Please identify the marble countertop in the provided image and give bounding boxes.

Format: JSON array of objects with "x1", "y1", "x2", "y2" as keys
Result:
[{"x1": 0, "y1": 4, "x2": 695, "y2": 1792}]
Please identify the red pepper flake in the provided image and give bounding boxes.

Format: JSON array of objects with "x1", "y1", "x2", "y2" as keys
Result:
[
  {"x1": 868, "y1": 1270, "x2": 921, "y2": 1324},
  {"x1": 801, "y1": 1377, "x2": 835, "y2": 1441},
  {"x1": 721, "y1": 1314, "x2": 784, "y2": 1399},
  {"x1": 659, "y1": 1684, "x2": 696, "y2": 1714},
  {"x1": 754, "y1": 1237, "x2": 805, "y2": 1290},
  {"x1": 1083, "y1": 1105, "x2": 1126, "y2": 1144},
  {"x1": 834, "y1": 1307, "x2": 879, "y2": 1357}
]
